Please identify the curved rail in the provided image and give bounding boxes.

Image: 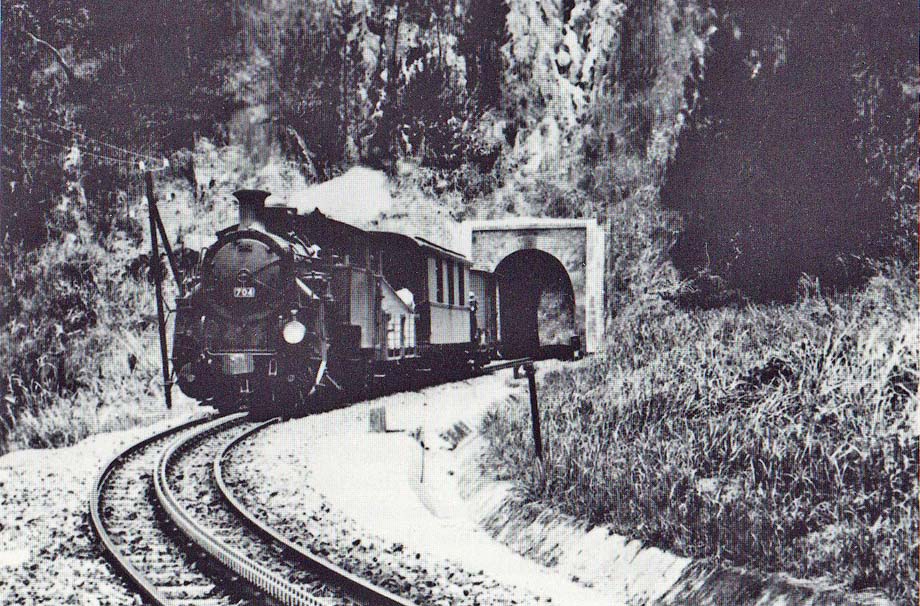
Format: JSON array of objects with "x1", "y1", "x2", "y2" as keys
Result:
[
  {"x1": 214, "y1": 422, "x2": 416, "y2": 606},
  {"x1": 154, "y1": 415, "x2": 336, "y2": 606},
  {"x1": 88, "y1": 414, "x2": 214, "y2": 605},
  {"x1": 95, "y1": 409, "x2": 422, "y2": 606}
]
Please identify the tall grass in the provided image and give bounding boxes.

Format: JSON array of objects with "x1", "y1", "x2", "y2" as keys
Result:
[
  {"x1": 0, "y1": 214, "x2": 176, "y2": 453},
  {"x1": 482, "y1": 263, "x2": 917, "y2": 603}
]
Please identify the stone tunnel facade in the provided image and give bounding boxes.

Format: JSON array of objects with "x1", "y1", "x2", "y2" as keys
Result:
[{"x1": 460, "y1": 218, "x2": 605, "y2": 354}]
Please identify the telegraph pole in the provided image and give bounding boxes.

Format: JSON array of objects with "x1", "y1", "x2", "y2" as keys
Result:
[{"x1": 145, "y1": 170, "x2": 173, "y2": 409}]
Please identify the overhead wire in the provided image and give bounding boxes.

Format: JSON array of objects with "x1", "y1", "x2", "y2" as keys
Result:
[
  {"x1": 13, "y1": 105, "x2": 164, "y2": 165},
  {"x1": 1, "y1": 111, "x2": 184, "y2": 281},
  {"x1": 5, "y1": 123, "x2": 139, "y2": 166},
  {"x1": 0, "y1": 126, "x2": 175, "y2": 247},
  {"x1": 3, "y1": 121, "x2": 170, "y2": 172}
]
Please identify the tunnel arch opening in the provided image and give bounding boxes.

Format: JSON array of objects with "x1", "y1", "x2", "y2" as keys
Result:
[{"x1": 495, "y1": 249, "x2": 576, "y2": 360}]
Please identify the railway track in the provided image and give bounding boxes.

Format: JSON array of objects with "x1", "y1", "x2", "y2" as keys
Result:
[
  {"x1": 91, "y1": 412, "x2": 415, "y2": 606},
  {"x1": 89, "y1": 413, "x2": 262, "y2": 605},
  {"x1": 214, "y1": 422, "x2": 413, "y2": 606}
]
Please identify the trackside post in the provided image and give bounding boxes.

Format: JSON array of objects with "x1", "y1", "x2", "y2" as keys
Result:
[{"x1": 523, "y1": 362, "x2": 543, "y2": 461}]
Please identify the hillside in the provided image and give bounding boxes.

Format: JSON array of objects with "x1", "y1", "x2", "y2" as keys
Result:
[{"x1": 0, "y1": 0, "x2": 916, "y2": 601}]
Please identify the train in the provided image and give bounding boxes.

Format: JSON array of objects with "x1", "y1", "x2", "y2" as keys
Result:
[{"x1": 171, "y1": 189, "x2": 501, "y2": 414}]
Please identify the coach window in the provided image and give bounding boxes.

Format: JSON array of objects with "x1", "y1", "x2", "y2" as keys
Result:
[
  {"x1": 446, "y1": 260, "x2": 455, "y2": 305},
  {"x1": 435, "y1": 257, "x2": 444, "y2": 303},
  {"x1": 458, "y1": 265, "x2": 465, "y2": 307}
]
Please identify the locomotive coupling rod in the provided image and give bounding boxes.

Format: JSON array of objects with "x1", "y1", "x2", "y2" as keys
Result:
[
  {"x1": 523, "y1": 362, "x2": 543, "y2": 461},
  {"x1": 145, "y1": 170, "x2": 173, "y2": 409}
]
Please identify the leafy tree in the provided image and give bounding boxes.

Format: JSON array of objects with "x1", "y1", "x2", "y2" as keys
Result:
[
  {"x1": 278, "y1": 2, "x2": 368, "y2": 180},
  {"x1": 395, "y1": 44, "x2": 491, "y2": 172},
  {"x1": 2, "y1": 0, "x2": 242, "y2": 249},
  {"x1": 277, "y1": 0, "x2": 498, "y2": 185},
  {"x1": 616, "y1": 0, "x2": 659, "y2": 155},
  {"x1": 76, "y1": 0, "x2": 242, "y2": 151},
  {"x1": 458, "y1": 0, "x2": 508, "y2": 108}
]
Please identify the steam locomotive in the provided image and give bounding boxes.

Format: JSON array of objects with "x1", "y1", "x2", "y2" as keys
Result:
[{"x1": 172, "y1": 190, "x2": 499, "y2": 414}]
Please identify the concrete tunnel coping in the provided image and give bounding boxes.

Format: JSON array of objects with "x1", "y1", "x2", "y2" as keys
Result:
[{"x1": 459, "y1": 218, "x2": 605, "y2": 354}]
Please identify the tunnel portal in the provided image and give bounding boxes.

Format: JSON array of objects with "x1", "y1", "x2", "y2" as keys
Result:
[{"x1": 463, "y1": 217, "x2": 605, "y2": 355}]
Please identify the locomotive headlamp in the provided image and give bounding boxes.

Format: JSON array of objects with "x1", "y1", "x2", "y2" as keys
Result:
[
  {"x1": 283, "y1": 319, "x2": 306, "y2": 344},
  {"x1": 282, "y1": 310, "x2": 306, "y2": 344}
]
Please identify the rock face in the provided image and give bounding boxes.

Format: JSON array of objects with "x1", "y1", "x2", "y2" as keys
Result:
[
  {"x1": 502, "y1": 0, "x2": 628, "y2": 182},
  {"x1": 494, "y1": 0, "x2": 707, "y2": 216},
  {"x1": 260, "y1": 0, "x2": 706, "y2": 219}
]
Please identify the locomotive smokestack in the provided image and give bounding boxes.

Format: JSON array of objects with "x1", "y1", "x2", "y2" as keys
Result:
[{"x1": 233, "y1": 189, "x2": 271, "y2": 230}]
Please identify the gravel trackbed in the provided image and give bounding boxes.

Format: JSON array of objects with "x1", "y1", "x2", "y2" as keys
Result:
[
  {"x1": 226, "y1": 369, "x2": 616, "y2": 606},
  {"x1": 0, "y1": 410, "x2": 202, "y2": 605}
]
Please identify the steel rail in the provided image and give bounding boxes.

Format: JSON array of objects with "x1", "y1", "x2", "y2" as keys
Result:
[
  {"x1": 214, "y1": 422, "x2": 417, "y2": 606},
  {"x1": 154, "y1": 414, "x2": 334, "y2": 606},
  {"x1": 88, "y1": 414, "x2": 214, "y2": 605},
  {"x1": 93, "y1": 364, "x2": 519, "y2": 605}
]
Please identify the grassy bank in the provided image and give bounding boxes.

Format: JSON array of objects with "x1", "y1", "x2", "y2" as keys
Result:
[
  {"x1": 482, "y1": 264, "x2": 917, "y2": 604},
  {"x1": 0, "y1": 226, "x2": 176, "y2": 453}
]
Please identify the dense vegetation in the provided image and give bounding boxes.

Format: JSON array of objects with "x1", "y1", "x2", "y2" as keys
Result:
[
  {"x1": 1, "y1": 0, "x2": 241, "y2": 250},
  {"x1": 661, "y1": 1, "x2": 917, "y2": 302},
  {"x1": 274, "y1": 0, "x2": 504, "y2": 190},
  {"x1": 480, "y1": 2, "x2": 917, "y2": 602},
  {"x1": 484, "y1": 262, "x2": 917, "y2": 601},
  {"x1": 1, "y1": 0, "x2": 243, "y2": 449}
]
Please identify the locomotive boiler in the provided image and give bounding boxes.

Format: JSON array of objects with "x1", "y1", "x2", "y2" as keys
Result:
[{"x1": 172, "y1": 190, "x2": 329, "y2": 413}]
